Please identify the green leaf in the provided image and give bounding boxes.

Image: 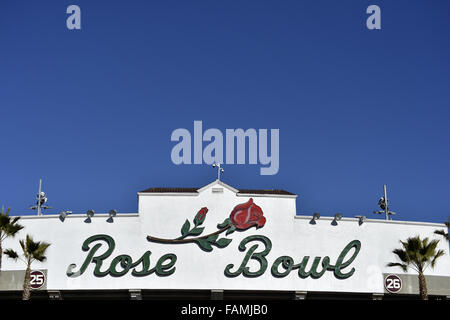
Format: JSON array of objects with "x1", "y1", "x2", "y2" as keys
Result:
[
  {"x1": 217, "y1": 218, "x2": 231, "y2": 229},
  {"x1": 214, "y1": 238, "x2": 232, "y2": 248},
  {"x1": 181, "y1": 220, "x2": 190, "y2": 236},
  {"x1": 196, "y1": 239, "x2": 213, "y2": 252},
  {"x1": 207, "y1": 234, "x2": 219, "y2": 243},
  {"x1": 189, "y1": 227, "x2": 204, "y2": 236},
  {"x1": 226, "y1": 225, "x2": 236, "y2": 236}
]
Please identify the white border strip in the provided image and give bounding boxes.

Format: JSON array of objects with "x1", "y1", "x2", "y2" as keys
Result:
[
  {"x1": 17, "y1": 213, "x2": 140, "y2": 220},
  {"x1": 294, "y1": 215, "x2": 447, "y2": 227}
]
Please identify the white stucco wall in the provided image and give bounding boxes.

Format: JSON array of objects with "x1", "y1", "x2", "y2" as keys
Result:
[{"x1": 2, "y1": 180, "x2": 449, "y2": 294}]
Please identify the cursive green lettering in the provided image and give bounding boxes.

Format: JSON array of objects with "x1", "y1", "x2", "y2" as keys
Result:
[
  {"x1": 67, "y1": 234, "x2": 115, "y2": 277},
  {"x1": 155, "y1": 254, "x2": 177, "y2": 276},
  {"x1": 225, "y1": 235, "x2": 272, "y2": 278},
  {"x1": 67, "y1": 234, "x2": 178, "y2": 278},
  {"x1": 110, "y1": 254, "x2": 133, "y2": 277},
  {"x1": 225, "y1": 236, "x2": 361, "y2": 280},
  {"x1": 271, "y1": 256, "x2": 295, "y2": 278},
  {"x1": 130, "y1": 251, "x2": 154, "y2": 277},
  {"x1": 333, "y1": 240, "x2": 361, "y2": 279}
]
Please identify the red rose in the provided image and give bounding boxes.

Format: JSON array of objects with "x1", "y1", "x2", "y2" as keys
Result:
[
  {"x1": 194, "y1": 207, "x2": 208, "y2": 225},
  {"x1": 230, "y1": 198, "x2": 266, "y2": 230}
]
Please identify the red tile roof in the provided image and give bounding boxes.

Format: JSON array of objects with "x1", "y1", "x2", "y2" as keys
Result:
[
  {"x1": 139, "y1": 187, "x2": 199, "y2": 193},
  {"x1": 139, "y1": 187, "x2": 295, "y2": 196},
  {"x1": 237, "y1": 189, "x2": 296, "y2": 196}
]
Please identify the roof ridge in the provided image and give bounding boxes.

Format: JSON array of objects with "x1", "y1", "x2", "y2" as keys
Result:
[
  {"x1": 139, "y1": 187, "x2": 199, "y2": 193},
  {"x1": 139, "y1": 186, "x2": 296, "y2": 196}
]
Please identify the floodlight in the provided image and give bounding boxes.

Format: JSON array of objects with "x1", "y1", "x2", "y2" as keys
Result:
[
  {"x1": 355, "y1": 215, "x2": 366, "y2": 225},
  {"x1": 59, "y1": 210, "x2": 72, "y2": 222},
  {"x1": 107, "y1": 209, "x2": 117, "y2": 223},
  {"x1": 310, "y1": 212, "x2": 320, "y2": 225},
  {"x1": 84, "y1": 209, "x2": 95, "y2": 223},
  {"x1": 331, "y1": 213, "x2": 343, "y2": 226},
  {"x1": 378, "y1": 197, "x2": 386, "y2": 210}
]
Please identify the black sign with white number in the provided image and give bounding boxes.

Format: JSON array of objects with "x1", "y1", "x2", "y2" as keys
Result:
[
  {"x1": 30, "y1": 270, "x2": 46, "y2": 290},
  {"x1": 384, "y1": 274, "x2": 402, "y2": 293}
]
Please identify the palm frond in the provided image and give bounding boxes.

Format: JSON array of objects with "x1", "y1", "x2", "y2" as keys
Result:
[
  {"x1": 25, "y1": 234, "x2": 37, "y2": 252},
  {"x1": 419, "y1": 240, "x2": 436, "y2": 264},
  {"x1": 3, "y1": 249, "x2": 19, "y2": 260},
  {"x1": 5, "y1": 223, "x2": 24, "y2": 236},
  {"x1": 392, "y1": 249, "x2": 409, "y2": 263},
  {"x1": 410, "y1": 237, "x2": 423, "y2": 256},
  {"x1": 19, "y1": 239, "x2": 26, "y2": 254},
  {"x1": 389, "y1": 235, "x2": 444, "y2": 274},
  {"x1": 434, "y1": 229, "x2": 447, "y2": 236},
  {"x1": 0, "y1": 215, "x2": 9, "y2": 227},
  {"x1": 32, "y1": 242, "x2": 51, "y2": 262},
  {"x1": 400, "y1": 240, "x2": 408, "y2": 250},
  {"x1": 431, "y1": 250, "x2": 445, "y2": 268},
  {"x1": 421, "y1": 237, "x2": 429, "y2": 249},
  {"x1": 0, "y1": 212, "x2": 24, "y2": 239},
  {"x1": 434, "y1": 221, "x2": 449, "y2": 241},
  {"x1": 387, "y1": 262, "x2": 408, "y2": 272},
  {"x1": 5, "y1": 234, "x2": 51, "y2": 267}
]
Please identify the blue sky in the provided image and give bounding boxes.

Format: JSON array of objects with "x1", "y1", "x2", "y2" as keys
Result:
[{"x1": 0, "y1": 1, "x2": 449, "y2": 223}]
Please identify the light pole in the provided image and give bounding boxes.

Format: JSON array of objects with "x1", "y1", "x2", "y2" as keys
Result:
[
  {"x1": 374, "y1": 184, "x2": 396, "y2": 220},
  {"x1": 29, "y1": 179, "x2": 52, "y2": 215}
]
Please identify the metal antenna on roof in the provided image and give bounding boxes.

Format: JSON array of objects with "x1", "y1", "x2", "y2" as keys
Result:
[
  {"x1": 29, "y1": 179, "x2": 52, "y2": 215},
  {"x1": 373, "y1": 184, "x2": 396, "y2": 220},
  {"x1": 212, "y1": 163, "x2": 224, "y2": 181}
]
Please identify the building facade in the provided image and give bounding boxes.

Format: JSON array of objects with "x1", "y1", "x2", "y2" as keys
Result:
[{"x1": 1, "y1": 180, "x2": 449, "y2": 300}]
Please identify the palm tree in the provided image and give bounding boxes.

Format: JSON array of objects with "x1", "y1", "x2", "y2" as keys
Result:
[
  {"x1": 434, "y1": 221, "x2": 449, "y2": 242},
  {"x1": 387, "y1": 236, "x2": 444, "y2": 300},
  {"x1": 0, "y1": 207, "x2": 24, "y2": 271},
  {"x1": 4, "y1": 234, "x2": 50, "y2": 300}
]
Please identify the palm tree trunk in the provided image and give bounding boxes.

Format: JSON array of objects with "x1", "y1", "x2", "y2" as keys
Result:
[
  {"x1": 22, "y1": 263, "x2": 31, "y2": 300},
  {"x1": 418, "y1": 271, "x2": 428, "y2": 300}
]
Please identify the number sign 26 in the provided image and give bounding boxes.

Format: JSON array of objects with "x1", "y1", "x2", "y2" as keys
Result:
[{"x1": 385, "y1": 274, "x2": 402, "y2": 293}]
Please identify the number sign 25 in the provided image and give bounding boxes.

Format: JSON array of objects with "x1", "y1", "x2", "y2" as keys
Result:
[{"x1": 30, "y1": 270, "x2": 46, "y2": 290}]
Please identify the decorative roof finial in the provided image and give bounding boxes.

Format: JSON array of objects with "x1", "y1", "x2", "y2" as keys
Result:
[{"x1": 212, "y1": 163, "x2": 224, "y2": 181}]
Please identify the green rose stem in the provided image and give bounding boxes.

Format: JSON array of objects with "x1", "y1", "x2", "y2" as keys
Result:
[{"x1": 147, "y1": 223, "x2": 231, "y2": 244}]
